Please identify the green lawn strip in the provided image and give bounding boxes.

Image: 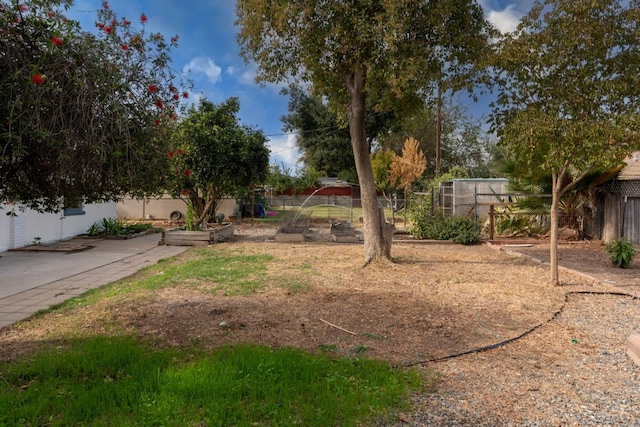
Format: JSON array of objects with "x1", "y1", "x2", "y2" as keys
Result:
[
  {"x1": 42, "y1": 247, "x2": 275, "y2": 315},
  {"x1": 0, "y1": 336, "x2": 425, "y2": 426}
]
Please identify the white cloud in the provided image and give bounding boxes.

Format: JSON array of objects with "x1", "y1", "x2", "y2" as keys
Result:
[
  {"x1": 226, "y1": 66, "x2": 236, "y2": 76},
  {"x1": 487, "y1": 4, "x2": 523, "y2": 34},
  {"x1": 267, "y1": 133, "x2": 300, "y2": 172},
  {"x1": 238, "y1": 65, "x2": 287, "y2": 94},
  {"x1": 182, "y1": 57, "x2": 222, "y2": 84}
]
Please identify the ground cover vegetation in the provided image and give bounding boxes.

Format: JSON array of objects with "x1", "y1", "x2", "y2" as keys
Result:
[{"x1": 0, "y1": 336, "x2": 421, "y2": 426}]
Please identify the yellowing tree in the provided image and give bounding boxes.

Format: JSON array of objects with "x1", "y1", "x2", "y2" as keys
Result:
[{"x1": 390, "y1": 138, "x2": 427, "y2": 221}]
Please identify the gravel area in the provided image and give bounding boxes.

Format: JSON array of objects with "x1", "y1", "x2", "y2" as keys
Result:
[{"x1": 399, "y1": 292, "x2": 640, "y2": 426}]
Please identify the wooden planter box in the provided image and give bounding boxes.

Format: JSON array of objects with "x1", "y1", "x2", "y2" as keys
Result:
[
  {"x1": 274, "y1": 230, "x2": 306, "y2": 243},
  {"x1": 161, "y1": 224, "x2": 234, "y2": 246}
]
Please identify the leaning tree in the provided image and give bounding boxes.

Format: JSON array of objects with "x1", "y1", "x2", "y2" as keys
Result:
[
  {"x1": 489, "y1": 0, "x2": 640, "y2": 285},
  {"x1": 0, "y1": 0, "x2": 188, "y2": 212},
  {"x1": 236, "y1": 0, "x2": 492, "y2": 264}
]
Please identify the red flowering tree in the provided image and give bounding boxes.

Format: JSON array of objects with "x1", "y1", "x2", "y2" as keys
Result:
[
  {"x1": 167, "y1": 98, "x2": 270, "y2": 226},
  {"x1": 0, "y1": 0, "x2": 190, "y2": 212}
]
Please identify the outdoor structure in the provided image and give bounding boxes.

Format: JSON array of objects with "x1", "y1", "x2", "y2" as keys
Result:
[
  {"x1": 0, "y1": 202, "x2": 117, "y2": 252},
  {"x1": 439, "y1": 178, "x2": 509, "y2": 221},
  {"x1": 117, "y1": 195, "x2": 238, "y2": 221},
  {"x1": 595, "y1": 151, "x2": 640, "y2": 244},
  {"x1": 268, "y1": 178, "x2": 364, "y2": 210}
]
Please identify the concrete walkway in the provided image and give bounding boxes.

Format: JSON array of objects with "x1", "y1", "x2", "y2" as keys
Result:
[{"x1": 0, "y1": 234, "x2": 188, "y2": 329}]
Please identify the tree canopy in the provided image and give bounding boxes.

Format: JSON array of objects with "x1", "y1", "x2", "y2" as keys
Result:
[
  {"x1": 168, "y1": 98, "x2": 270, "y2": 226},
  {"x1": 237, "y1": 0, "x2": 492, "y2": 264},
  {"x1": 379, "y1": 98, "x2": 494, "y2": 180},
  {"x1": 488, "y1": 0, "x2": 640, "y2": 284},
  {"x1": 1, "y1": 0, "x2": 188, "y2": 212}
]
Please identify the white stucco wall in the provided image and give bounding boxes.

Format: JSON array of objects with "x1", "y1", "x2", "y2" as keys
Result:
[
  {"x1": 117, "y1": 196, "x2": 238, "y2": 220},
  {"x1": 0, "y1": 202, "x2": 117, "y2": 252}
]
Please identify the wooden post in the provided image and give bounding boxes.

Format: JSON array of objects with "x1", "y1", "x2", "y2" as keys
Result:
[{"x1": 489, "y1": 204, "x2": 495, "y2": 240}]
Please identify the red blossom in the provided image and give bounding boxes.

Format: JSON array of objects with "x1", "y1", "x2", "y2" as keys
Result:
[
  {"x1": 155, "y1": 119, "x2": 161, "y2": 126},
  {"x1": 177, "y1": 148, "x2": 183, "y2": 155},
  {"x1": 168, "y1": 151, "x2": 174, "y2": 157},
  {"x1": 102, "y1": 1, "x2": 109, "y2": 10},
  {"x1": 96, "y1": 22, "x2": 104, "y2": 29},
  {"x1": 173, "y1": 93, "x2": 180, "y2": 101},
  {"x1": 51, "y1": 36, "x2": 63, "y2": 46},
  {"x1": 155, "y1": 100, "x2": 164, "y2": 109},
  {"x1": 169, "y1": 85, "x2": 176, "y2": 93},
  {"x1": 148, "y1": 84, "x2": 157, "y2": 93},
  {"x1": 181, "y1": 189, "x2": 189, "y2": 195},
  {"x1": 48, "y1": 11, "x2": 55, "y2": 18},
  {"x1": 121, "y1": 18, "x2": 131, "y2": 26},
  {"x1": 121, "y1": 44, "x2": 128, "y2": 51},
  {"x1": 169, "y1": 114, "x2": 177, "y2": 121},
  {"x1": 184, "y1": 169, "x2": 191, "y2": 177},
  {"x1": 171, "y1": 35, "x2": 178, "y2": 43},
  {"x1": 31, "y1": 74, "x2": 45, "y2": 85},
  {"x1": 140, "y1": 13, "x2": 147, "y2": 23},
  {"x1": 18, "y1": 4, "x2": 29, "y2": 12},
  {"x1": 182, "y1": 92, "x2": 189, "y2": 99},
  {"x1": 103, "y1": 25, "x2": 112, "y2": 34}
]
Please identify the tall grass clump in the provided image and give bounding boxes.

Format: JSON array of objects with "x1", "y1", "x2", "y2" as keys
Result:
[{"x1": 0, "y1": 336, "x2": 425, "y2": 426}]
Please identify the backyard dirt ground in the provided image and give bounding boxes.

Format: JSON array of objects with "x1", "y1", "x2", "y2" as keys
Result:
[
  {"x1": 1, "y1": 222, "x2": 639, "y2": 424},
  {"x1": 0, "y1": 224, "x2": 634, "y2": 360}
]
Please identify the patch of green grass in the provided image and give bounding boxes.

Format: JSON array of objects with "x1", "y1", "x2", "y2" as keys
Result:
[{"x1": 0, "y1": 336, "x2": 425, "y2": 427}]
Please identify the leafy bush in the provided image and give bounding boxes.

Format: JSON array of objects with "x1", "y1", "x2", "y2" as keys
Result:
[
  {"x1": 410, "y1": 209, "x2": 479, "y2": 245},
  {"x1": 101, "y1": 217, "x2": 124, "y2": 235},
  {"x1": 215, "y1": 213, "x2": 226, "y2": 224},
  {"x1": 87, "y1": 222, "x2": 103, "y2": 236},
  {"x1": 605, "y1": 238, "x2": 637, "y2": 268}
]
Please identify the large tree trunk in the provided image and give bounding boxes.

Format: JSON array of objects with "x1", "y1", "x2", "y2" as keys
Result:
[{"x1": 346, "y1": 69, "x2": 395, "y2": 265}]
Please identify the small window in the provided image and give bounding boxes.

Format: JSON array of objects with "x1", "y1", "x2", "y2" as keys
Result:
[
  {"x1": 63, "y1": 197, "x2": 85, "y2": 216},
  {"x1": 63, "y1": 207, "x2": 85, "y2": 216}
]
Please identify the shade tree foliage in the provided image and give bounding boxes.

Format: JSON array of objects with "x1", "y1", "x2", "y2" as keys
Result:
[
  {"x1": 488, "y1": 0, "x2": 640, "y2": 285},
  {"x1": 168, "y1": 98, "x2": 270, "y2": 226},
  {"x1": 237, "y1": 0, "x2": 493, "y2": 264}
]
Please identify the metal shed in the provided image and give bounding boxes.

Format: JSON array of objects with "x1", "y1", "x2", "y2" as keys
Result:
[{"x1": 439, "y1": 178, "x2": 509, "y2": 221}]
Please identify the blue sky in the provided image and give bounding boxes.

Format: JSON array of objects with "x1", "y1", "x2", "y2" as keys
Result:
[{"x1": 68, "y1": 0, "x2": 536, "y2": 172}]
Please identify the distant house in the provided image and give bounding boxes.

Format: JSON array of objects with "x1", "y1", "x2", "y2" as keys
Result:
[
  {"x1": 595, "y1": 151, "x2": 640, "y2": 244},
  {"x1": 0, "y1": 202, "x2": 116, "y2": 252}
]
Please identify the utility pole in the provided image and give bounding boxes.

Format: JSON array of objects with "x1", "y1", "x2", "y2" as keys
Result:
[{"x1": 435, "y1": 83, "x2": 442, "y2": 177}]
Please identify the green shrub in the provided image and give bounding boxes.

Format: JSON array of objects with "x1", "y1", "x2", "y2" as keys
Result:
[
  {"x1": 410, "y1": 209, "x2": 479, "y2": 245},
  {"x1": 87, "y1": 222, "x2": 103, "y2": 236},
  {"x1": 605, "y1": 238, "x2": 637, "y2": 268},
  {"x1": 101, "y1": 217, "x2": 124, "y2": 235}
]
